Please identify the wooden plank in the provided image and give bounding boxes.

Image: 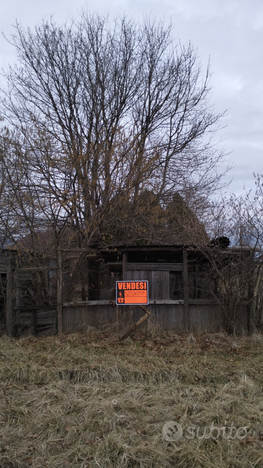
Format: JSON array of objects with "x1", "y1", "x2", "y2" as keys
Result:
[
  {"x1": 60, "y1": 249, "x2": 97, "y2": 254},
  {"x1": 127, "y1": 269, "x2": 169, "y2": 300},
  {"x1": 163, "y1": 271, "x2": 170, "y2": 299},
  {"x1": 126, "y1": 263, "x2": 183, "y2": 271},
  {"x1": 126, "y1": 270, "x2": 152, "y2": 298},
  {"x1": 183, "y1": 250, "x2": 190, "y2": 331},
  {"x1": 14, "y1": 306, "x2": 57, "y2": 310},
  {"x1": 57, "y1": 248, "x2": 63, "y2": 336},
  {"x1": 119, "y1": 305, "x2": 150, "y2": 341},
  {"x1": 116, "y1": 305, "x2": 119, "y2": 339},
  {"x1": 122, "y1": 253, "x2": 127, "y2": 280},
  {"x1": 16, "y1": 267, "x2": 51, "y2": 271},
  {"x1": 152, "y1": 271, "x2": 162, "y2": 299},
  {"x1": 106, "y1": 262, "x2": 122, "y2": 267},
  {"x1": 6, "y1": 265, "x2": 14, "y2": 336}
]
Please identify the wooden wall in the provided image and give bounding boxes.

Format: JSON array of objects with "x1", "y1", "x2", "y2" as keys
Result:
[
  {"x1": 3, "y1": 251, "x2": 253, "y2": 337},
  {"x1": 126, "y1": 262, "x2": 183, "y2": 301},
  {"x1": 62, "y1": 302, "x2": 224, "y2": 335},
  {"x1": 0, "y1": 251, "x2": 13, "y2": 336}
]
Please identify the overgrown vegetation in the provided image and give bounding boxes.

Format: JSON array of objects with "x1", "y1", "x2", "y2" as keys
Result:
[
  {"x1": 1, "y1": 332, "x2": 263, "y2": 467},
  {"x1": 0, "y1": 13, "x2": 225, "y2": 252}
]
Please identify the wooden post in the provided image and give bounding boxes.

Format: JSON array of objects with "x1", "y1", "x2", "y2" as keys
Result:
[
  {"x1": 81, "y1": 271, "x2": 86, "y2": 301},
  {"x1": 86, "y1": 257, "x2": 89, "y2": 301},
  {"x1": 15, "y1": 275, "x2": 21, "y2": 336},
  {"x1": 6, "y1": 262, "x2": 14, "y2": 336},
  {"x1": 122, "y1": 253, "x2": 127, "y2": 280},
  {"x1": 119, "y1": 305, "x2": 150, "y2": 342},
  {"x1": 116, "y1": 305, "x2": 119, "y2": 339},
  {"x1": 183, "y1": 249, "x2": 190, "y2": 332},
  {"x1": 57, "y1": 247, "x2": 63, "y2": 336}
]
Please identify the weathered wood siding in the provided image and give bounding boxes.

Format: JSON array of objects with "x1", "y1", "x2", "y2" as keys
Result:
[
  {"x1": 62, "y1": 302, "x2": 224, "y2": 334},
  {"x1": 126, "y1": 269, "x2": 170, "y2": 300},
  {"x1": 14, "y1": 307, "x2": 57, "y2": 336}
]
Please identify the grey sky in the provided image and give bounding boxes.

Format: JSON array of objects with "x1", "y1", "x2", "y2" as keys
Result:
[{"x1": 1, "y1": 0, "x2": 263, "y2": 195}]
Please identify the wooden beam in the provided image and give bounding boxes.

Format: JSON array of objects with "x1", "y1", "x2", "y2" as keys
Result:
[
  {"x1": 57, "y1": 248, "x2": 63, "y2": 336},
  {"x1": 60, "y1": 249, "x2": 97, "y2": 254},
  {"x1": 16, "y1": 267, "x2": 51, "y2": 271},
  {"x1": 183, "y1": 250, "x2": 190, "y2": 332},
  {"x1": 126, "y1": 263, "x2": 183, "y2": 271},
  {"x1": 119, "y1": 305, "x2": 150, "y2": 341},
  {"x1": 122, "y1": 253, "x2": 127, "y2": 280},
  {"x1": 116, "y1": 305, "x2": 119, "y2": 340}
]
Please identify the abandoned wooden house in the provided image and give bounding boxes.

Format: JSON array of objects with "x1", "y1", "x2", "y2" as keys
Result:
[{"x1": 0, "y1": 240, "x2": 260, "y2": 337}]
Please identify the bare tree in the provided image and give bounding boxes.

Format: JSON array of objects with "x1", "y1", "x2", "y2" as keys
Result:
[{"x1": 0, "y1": 14, "x2": 226, "y2": 251}]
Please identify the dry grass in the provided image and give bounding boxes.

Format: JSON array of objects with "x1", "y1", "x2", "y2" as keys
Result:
[{"x1": 1, "y1": 331, "x2": 263, "y2": 467}]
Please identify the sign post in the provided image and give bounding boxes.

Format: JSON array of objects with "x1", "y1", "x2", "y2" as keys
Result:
[{"x1": 116, "y1": 281, "x2": 150, "y2": 341}]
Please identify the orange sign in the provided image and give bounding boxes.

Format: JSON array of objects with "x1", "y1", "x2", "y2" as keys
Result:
[{"x1": 116, "y1": 281, "x2": 149, "y2": 305}]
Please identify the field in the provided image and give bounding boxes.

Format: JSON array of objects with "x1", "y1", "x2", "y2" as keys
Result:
[{"x1": 1, "y1": 330, "x2": 263, "y2": 467}]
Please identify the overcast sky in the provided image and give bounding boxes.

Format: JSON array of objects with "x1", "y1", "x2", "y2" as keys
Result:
[{"x1": 1, "y1": 0, "x2": 263, "y2": 196}]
